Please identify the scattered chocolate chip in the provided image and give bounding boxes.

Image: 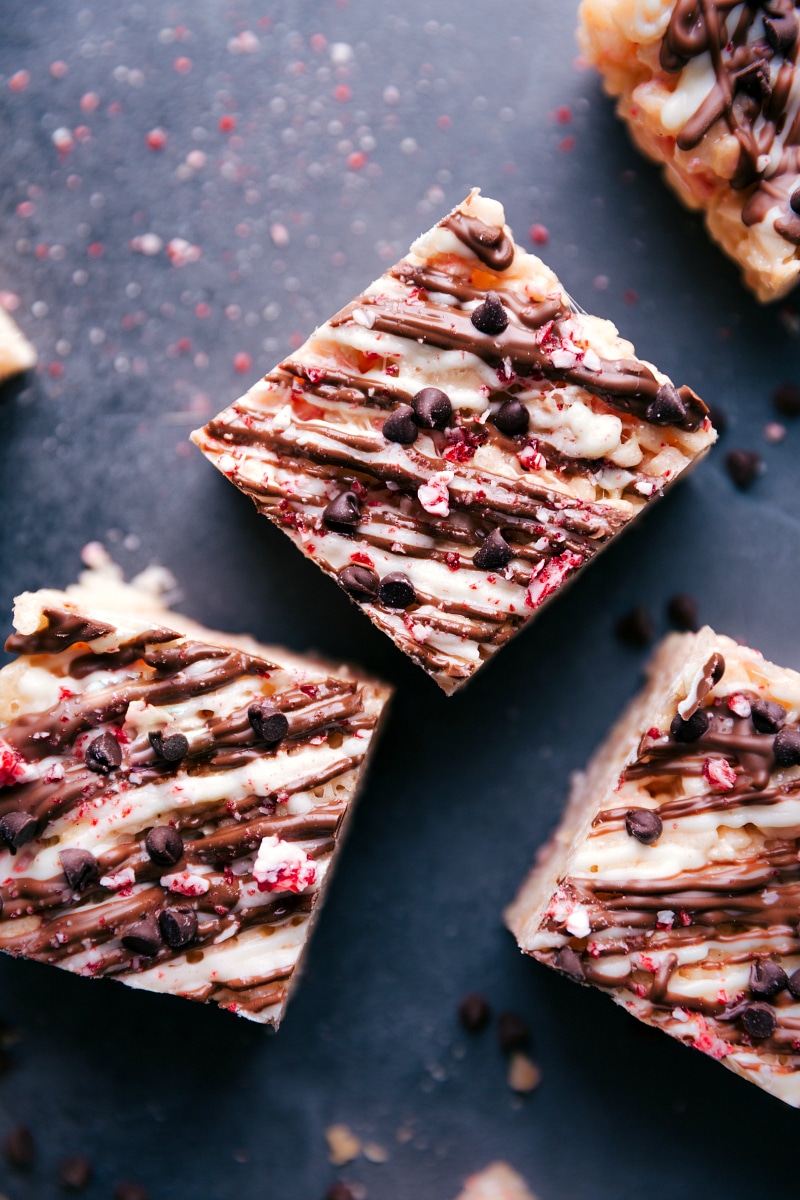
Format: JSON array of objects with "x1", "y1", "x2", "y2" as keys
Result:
[
  {"x1": 646, "y1": 382, "x2": 687, "y2": 426},
  {"x1": 60, "y1": 848, "x2": 100, "y2": 891},
  {"x1": 84, "y1": 730, "x2": 123, "y2": 774},
  {"x1": 325, "y1": 1185, "x2": 356, "y2": 1200},
  {"x1": 382, "y1": 403, "x2": 418, "y2": 444},
  {"x1": 471, "y1": 291, "x2": 508, "y2": 336},
  {"x1": 741, "y1": 1002, "x2": 777, "y2": 1040},
  {"x1": 492, "y1": 396, "x2": 529, "y2": 436},
  {"x1": 411, "y1": 386, "x2": 452, "y2": 429},
  {"x1": 670, "y1": 709, "x2": 710, "y2": 743},
  {"x1": 144, "y1": 825, "x2": 184, "y2": 867},
  {"x1": 738, "y1": 55, "x2": 772, "y2": 100},
  {"x1": 792, "y1": 189, "x2": 800, "y2": 217},
  {"x1": 338, "y1": 563, "x2": 380, "y2": 601},
  {"x1": 497, "y1": 1012, "x2": 531, "y2": 1053},
  {"x1": 121, "y1": 914, "x2": 162, "y2": 957},
  {"x1": 725, "y1": 448, "x2": 762, "y2": 490},
  {"x1": 322, "y1": 491, "x2": 361, "y2": 531},
  {"x1": 750, "y1": 698, "x2": 787, "y2": 734},
  {"x1": 113, "y1": 1184, "x2": 150, "y2": 1200},
  {"x1": 3, "y1": 1125, "x2": 35, "y2": 1169},
  {"x1": 474, "y1": 529, "x2": 514, "y2": 571},
  {"x1": 248, "y1": 700, "x2": 290, "y2": 745},
  {"x1": 706, "y1": 404, "x2": 727, "y2": 435},
  {"x1": 458, "y1": 993, "x2": 491, "y2": 1033},
  {"x1": 667, "y1": 592, "x2": 698, "y2": 632},
  {"x1": 58, "y1": 1154, "x2": 93, "y2": 1190},
  {"x1": 377, "y1": 572, "x2": 416, "y2": 609},
  {"x1": 625, "y1": 807, "x2": 663, "y2": 845},
  {"x1": 773, "y1": 381, "x2": 800, "y2": 416},
  {"x1": 773, "y1": 727, "x2": 800, "y2": 767},
  {"x1": 749, "y1": 960, "x2": 788, "y2": 999},
  {"x1": 149, "y1": 731, "x2": 189, "y2": 763},
  {"x1": 788, "y1": 967, "x2": 800, "y2": 1000},
  {"x1": 554, "y1": 946, "x2": 585, "y2": 982},
  {"x1": 158, "y1": 906, "x2": 197, "y2": 950},
  {"x1": 764, "y1": 11, "x2": 798, "y2": 55},
  {"x1": 0, "y1": 811, "x2": 37, "y2": 854},
  {"x1": 614, "y1": 605, "x2": 654, "y2": 647}
]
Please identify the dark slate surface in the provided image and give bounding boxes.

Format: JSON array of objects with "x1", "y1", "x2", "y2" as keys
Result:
[{"x1": 0, "y1": 2, "x2": 798, "y2": 1197}]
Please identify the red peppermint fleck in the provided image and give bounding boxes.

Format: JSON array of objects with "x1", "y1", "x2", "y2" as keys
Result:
[
  {"x1": 145, "y1": 127, "x2": 168, "y2": 151},
  {"x1": 350, "y1": 551, "x2": 374, "y2": 567},
  {"x1": 385, "y1": 362, "x2": 399, "y2": 377},
  {"x1": 333, "y1": 84, "x2": 352, "y2": 102},
  {"x1": 443, "y1": 426, "x2": 486, "y2": 463},
  {"x1": 525, "y1": 551, "x2": 582, "y2": 610},
  {"x1": 17, "y1": 201, "x2": 35, "y2": 218},
  {"x1": 678, "y1": 909, "x2": 692, "y2": 927},
  {"x1": 646, "y1": 727, "x2": 661, "y2": 740},
  {"x1": 529, "y1": 223, "x2": 549, "y2": 246},
  {"x1": 299, "y1": 684, "x2": 319, "y2": 699},
  {"x1": 195, "y1": 302, "x2": 210, "y2": 319},
  {"x1": 233, "y1": 351, "x2": 252, "y2": 374},
  {"x1": 0, "y1": 748, "x2": 26, "y2": 788},
  {"x1": 553, "y1": 105, "x2": 572, "y2": 124},
  {"x1": 174, "y1": 56, "x2": 193, "y2": 74},
  {"x1": 347, "y1": 151, "x2": 366, "y2": 170},
  {"x1": 445, "y1": 552, "x2": 461, "y2": 572},
  {"x1": 48, "y1": 361, "x2": 65, "y2": 379},
  {"x1": 218, "y1": 114, "x2": 237, "y2": 133},
  {"x1": 80, "y1": 92, "x2": 100, "y2": 113},
  {"x1": 50, "y1": 61, "x2": 69, "y2": 79},
  {"x1": 703, "y1": 757, "x2": 737, "y2": 791},
  {"x1": 558, "y1": 135, "x2": 576, "y2": 154},
  {"x1": 8, "y1": 71, "x2": 30, "y2": 93}
]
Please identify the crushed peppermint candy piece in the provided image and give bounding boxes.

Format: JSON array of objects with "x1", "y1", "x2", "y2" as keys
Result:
[
  {"x1": 0, "y1": 745, "x2": 27, "y2": 788},
  {"x1": 728, "y1": 693, "x2": 752, "y2": 718},
  {"x1": 417, "y1": 470, "x2": 454, "y2": 517},
  {"x1": 161, "y1": 871, "x2": 211, "y2": 897},
  {"x1": 99, "y1": 867, "x2": 136, "y2": 891},
  {"x1": 703, "y1": 757, "x2": 737, "y2": 791},
  {"x1": 526, "y1": 551, "x2": 582, "y2": 610},
  {"x1": 253, "y1": 835, "x2": 317, "y2": 893}
]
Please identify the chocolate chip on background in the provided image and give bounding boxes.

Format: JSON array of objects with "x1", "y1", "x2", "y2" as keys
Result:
[
  {"x1": 645, "y1": 383, "x2": 687, "y2": 426},
  {"x1": 0, "y1": 811, "x2": 38, "y2": 854},
  {"x1": 773, "y1": 381, "x2": 800, "y2": 416},
  {"x1": 625, "y1": 807, "x2": 663, "y2": 845},
  {"x1": 706, "y1": 404, "x2": 727, "y2": 435},
  {"x1": 149, "y1": 731, "x2": 189, "y2": 763},
  {"x1": 158, "y1": 906, "x2": 198, "y2": 949},
  {"x1": 3, "y1": 1124, "x2": 35, "y2": 1168},
  {"x1": 788, "y1": 967, "x2": 800, "y2": 1000},
  {"x1": 58, "y1": 1154, "x2": 93, "y2": 1190},
  {"x1": 60, "y1": 848, "x2": 100, "y2": 891},
  {"x1": 497, "y1": 1012, "x2": 531, "y2": 1053},
  {"x1": 725, "y1": 448, "x2": 763, "y2": 490},
  {"x1": 471, "y1": 291, "x2": 508, "y2": 336},
  {"x1": 614, "y1": 605, "x2": 654, "y2": 648},
  {"x1": 764, "y1": 10, "x2": 798, "y2": 55},
  {"x1": 338, "y1": 563, "x2": 380, "y2": 601},
  {"x1": 741, "y1": 1002, "x2": 777, "y2": 1040},
  {"x1": 773, "y1": 727, "x2": 800, "y2": 767},
  {"x1": 670, "y1": 709, "x2": 710, "y2": 743},
  {"x1": 554, "y1": 946, "x2": 585, "y2": 982},
  {"x1": 411, "y1": 386, "x2": 452, "y2": 429},
  {"x1": 474, "y1": 529, "x2": 514, "y2": 571},
  {"x1": 247, "y1": 700, "x2": 290, "y2": 745},
  {"x1": 749, "y1": 960, "x2": 788, "y2": 998},
  {"x1": 84, "y1": 730, "x2": 123, "y2": 774},
  {"x1": 113, "y1": 1184, "x2": 150, "y2": 1200},
  {"x1": 121, "y1": 914, "x2": 162, "y2": 957},
  {"x1": 492, "y1": 396, "x2": 529, "y2": 436},
  {"x1": 144, "y1": 824, "x2": 184, "y2": 867},
  {"x1": 322, "y1": 490, "x2": 362, "y2": 531},
  {"x1": 667, "y1": 592, "x2": 698, "y2": 632},
  {"x1": 377, "y1": 572, "x2": 416, "y2": 609},
  {"x1": 382, "y1": 404, "x2": 418, "y2": 444},
  {"x1": 325, "y1": 1185, "x2": 356, "y2": 1200},
  {"x1": 750, "y1": 698, "x2": 787, "y2": 734},
  {"x1": 458, "y1": 993, "x2": 491, "y2": 1033}
]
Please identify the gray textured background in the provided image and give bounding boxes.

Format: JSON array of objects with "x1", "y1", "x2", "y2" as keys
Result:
[{"x1": 0, "y1": 2, "x2": 798, "y2": 1197}]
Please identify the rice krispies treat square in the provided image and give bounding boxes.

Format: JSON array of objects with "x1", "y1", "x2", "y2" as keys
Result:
[
  {"x1": 193, "y1": 189, "x2": 715, "y2": 694},
  {"x1": 579, "y1": 0, "x2": 800, "y2": 302}
]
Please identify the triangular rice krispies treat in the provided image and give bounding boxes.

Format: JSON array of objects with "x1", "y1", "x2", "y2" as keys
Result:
[
  {"x1": 507, "y1": 628, "x2": 800, "y2": 1106},
  {"x1": 0, "y1": 552, "x2": 390, "y2": 1026},
  {"x1": 192, "y1": 189, "x2": 716, "y2": 694}
]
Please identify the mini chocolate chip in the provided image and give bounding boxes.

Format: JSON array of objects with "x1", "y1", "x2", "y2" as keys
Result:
[
  {"x1": 625, "y1": 807, "x2": 663, "y2": 845},
  {"x1": 322, "y1": 490, "x2": 361, "y2": 531},
  {"x1": 121, "y1": 914, "x2": 162, "y2": 957},
  {"x1": 3, "y1": 1125, "x2": 35, "y2": 1169},
  {"x1": 145, "y1": 824, "x2": 184, "y2": 867},
  {"x1": 248, "y1": 700, "x2": 290, "y2": 745},
  {"x1": 471, "y1": 291, "x2": 508, "y2": 336},
  {"x1": 474, "y1": 529, "x2": 513, "y2": 571},
  {"x1": 774, "y1": 381, "x2": 800, "y2": 416},
  {"x1": 497, "y1": 1012, "x2": 531, "y2": 1053},
  {"x1": 749, "y1": 960, "x2": 788, "y2": 999},
  {"x1": 554, "y1": 946, "x2": 585, "y2": 982},
  {"x1": 792, "y1": 189, "x2": 800, "y2": 217},
  {"x1": 615, "y1": 605, "x2": 654, "y2": 648},
  {"x1": 645, "y1": 383, "x2": 687, "y2": 426},
  {"x1": 670, "y1": 709, "x2": 710, "y2": 743},
  {"x1": 158, "y1": 906, "x2": 198, "y2": 950},
  {"x1": 60, "y1": 848, "x2": 100, "y2": 891},
  {"x1": 725, "y1": 448, "x2": 762, "y2": 490},
  {"x1": 339, "y1": 564, "x2": 380, "y2": 601},
  {"x1": 84, "y1": 730, "x2": 122, "y2": 774},
  {"x1": 750, "y1": 698, "x2": 787, "y2": 734},
  {"x1": 113, "y1": 1184, "x2": 150, "y2": 1200},
  {"x1": 412, "y1": 387, "x2": 452, "y2": 429},
  {"x1": 667, "y1": 592, "x2": 698, "y2": 632},
  {"x1": 788, "y1": 967, "x2": 800, "y2": 999},
  {"x1": 377, "y1": 572, "x2": 416, "y2": 609},
  {"x1": 741, "y1": 1002, "x2": 777, "y2": 1040},
  {"x1": 492, "y1": 396, "x2": 529, "y2": 436},
  {"x1": 0, "y1": 811, "x2": 37, "y2": 854},
  {"x1": 773, "y1": 727, "x2": 800, "y2": 767},
  {"x1": 382, "y1": 404, "x2": 418, "y2": 444},
  {"x1": 149, "y1": 731, "x2": 189, "y2": 762},
  {"x1": 764, "y1": 11, "x2": 798, "y2": 55},
  {"x1": 325, "y1": 1185, "x2": 356, "y2": 1200},
  {"x1": 458, "y1": 993, "x2": 491, "y2": 1033},
  {"x1": 59, "y1": 1154, "x2": 93, "y2": 1190}
]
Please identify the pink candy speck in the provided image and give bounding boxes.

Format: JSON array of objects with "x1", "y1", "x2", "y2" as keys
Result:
[
  {"x1": 233, "y1": 352, "x2": 252, "y2": 374},
  {"x1": 146, "y1": 127, "x2": 168, "y2": 151},
  {"x1": 529, "y1": 223, "x2": 549, "y2": 246},
  {"x1": 8, "y1": 70, "x2": 30, "y2": 93}
]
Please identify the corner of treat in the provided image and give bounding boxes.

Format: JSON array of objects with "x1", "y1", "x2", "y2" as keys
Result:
[
  {"x1": 11, "y1": 590, "x2": 60, "y2": 636},
  {"x1": 458, "y1": 186, "x2": 507, "y2": 232}
]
